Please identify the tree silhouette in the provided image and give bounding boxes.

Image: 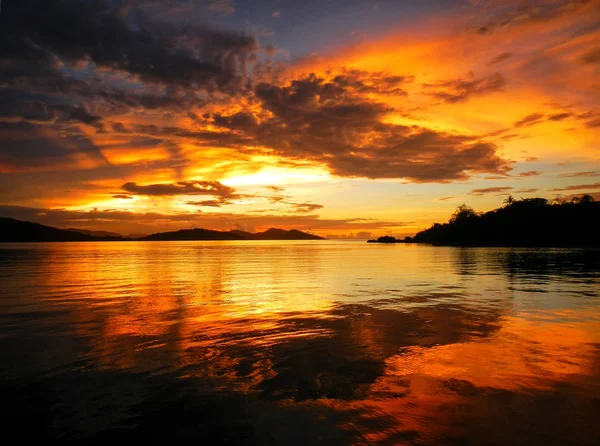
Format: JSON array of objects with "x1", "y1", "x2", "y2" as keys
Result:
[
  {"x1": 413, "y1": 195, "x2": 600, "y2": 247},
  {"x1": 449, "y1": 204, "x2": 478, "y2": 224},
  {"x1": 503, "y1": 195, "x2": 515, "y2": 206}
]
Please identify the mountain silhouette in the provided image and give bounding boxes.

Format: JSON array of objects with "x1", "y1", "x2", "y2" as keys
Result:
[
  {"x1": 141, "y1": 228, "x2": 247, "y2": 241},
  {"x1": 0, "y1": 218, "x2": 325, "y2": 242},
  {"x1": 253, "y1": 228, "x2": 323, "y2": 240},
  {"x1": 66, "y1": 228, "x2": 125, "y2": 238},
  {"x1": 0, "y1": 218, "x2": 124, "y2": 242},
  {"x1": 141, "y1": 227, "x2": 324, "y2": 241}
]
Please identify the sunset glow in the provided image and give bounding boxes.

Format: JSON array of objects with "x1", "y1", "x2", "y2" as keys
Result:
[{"x1": 1, "y1": 0, "x2": 598, "y2": 237}]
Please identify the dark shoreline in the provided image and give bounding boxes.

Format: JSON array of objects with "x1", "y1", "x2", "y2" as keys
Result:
[{"x1": 368, "y1": 195, "x2": 600, "y2": 248}]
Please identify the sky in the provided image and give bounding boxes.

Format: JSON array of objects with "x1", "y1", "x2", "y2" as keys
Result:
[{"x1": 0, "y1": 0, "x2": 599, "y2": 237}]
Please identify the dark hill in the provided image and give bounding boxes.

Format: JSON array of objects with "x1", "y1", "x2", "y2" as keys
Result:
[
  {"x1": 413, "y1": 195, "x2": 600, "y2": 247},
  {"x1": 229, "y1": 229, "x2": 257, "y2": 239},
  {"x1": 0, "y1": 218, "x2": 124, "y2": 242},
  {"x1": 141, "y1": 227, "x2": 324, "y2": 241},
  {"x1": 66, "y1": 228, "x2": 124, "y2": 238},
  {"x1": 140, "y1": 228, "x2": 247, "y2": 241},
  {"x1": 253, "y1": 228, "x2": 324, "y2": 240},
  {"x1": 0, "y1": 218, "x2": 326, "y2": 242}
]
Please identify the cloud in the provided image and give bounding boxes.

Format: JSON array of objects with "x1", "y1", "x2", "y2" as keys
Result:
[
  {"x1": 272, "y1": 10, "x2": 280, "y2": 18},
  {"x1": 547, "y1": 113, "x2": 571, "y2": 121},
  {"x1": 209, "y1": 0, "x2": 235, "y2": 15},
  {"x1": 2, "y1": 0, "x2": 258, "y2": 93},
  {"x1": 488, "y1": 52, "x2": 512, "y2": 65},
  {"x1": 184, "y1": 200, "x2": 224, "y2": 207},
  {"x1": 290, "y1": 203, "x2": 324, "y2": 213},
  {"x1": 0, "y1": 92, "x2": 103, "y2": 127},
  {"x1": 437, "y1": 196, "x2": 455, "y2": 201},
  {"x1": 330, "y1": 69, "x2": 412, "y2": 96},
  {"x1": 470, "y1": 186, "x2": 513, "y2": 195},
  {"x1": 513, "y1": 188, "x2": 538, "y2": 193},
  {"x1": 122, "y1": 180, "x2": 239, "y2": 199},
  {"x1": 265, "y1": 185, "x2": 285, "y2": 193},
  {"x1": 206, "y1": 72, "x2": 510, "y2": 182},
  {"x1": 557, "y1": 171, "x2": 598, "y2": 178},
  {"x1": 112, "y1": 194, "x2": 134, "y2": 199},
  {"x1": 518, "y1": 171, "x2": 541, "y2": 177},
  {"x1": 0, "y1": 121, "x2": 109, "y2": 172},
  {"x1": 470, "y1": 0, "x2": 595, "y2": 35},
  {"x1": 422, "y1": 73, "x2": 506, "y2": 103},
  {"x1": 0, "y1": 0, "x2": 267, "y2": 179},
  {"x1": 550, "y1": 182, "x2": 600, "y2": 192},
  {"x1": 514, "y1": 113, "x2": 545, "y2": 127},
  {"x1": 579, "y1": 48, "x2": 600, "y2": 64},
  {"x1": 585, "y1": 118, "x2": 600, "y2": 128},
  {"x1": 512, "y1": 110, "x2": 579, "y2": 128}
]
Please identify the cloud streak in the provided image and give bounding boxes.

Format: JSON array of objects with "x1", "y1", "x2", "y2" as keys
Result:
[
  {"x1": 550, "y1": 183, "x2": 600, "y2": 192},
  {"x1": 423, "y1": 73, "x2": 506, "y2": 103},
  {"x1": 470, "y1": 187, "x2": 513, "y2": 195}
]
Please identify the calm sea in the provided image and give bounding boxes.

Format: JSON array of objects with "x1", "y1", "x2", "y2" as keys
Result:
[{"x1": 1, "y1": 241, "x2": 599, "y2": 444}]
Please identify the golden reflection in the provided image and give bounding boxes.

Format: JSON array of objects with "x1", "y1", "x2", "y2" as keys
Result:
[
  {"x1": 350, "y1": 309, "x2": 600, "y2": 443},
  {"x1": 15, "y1": 243, "x2": 599, "y2": 443}
]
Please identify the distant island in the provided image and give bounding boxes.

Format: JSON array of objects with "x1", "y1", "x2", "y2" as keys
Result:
[
  {"x1": 367, "y1": 235, "x2": 413, "y2": 244},
  {"x1": 368, "y1": 195, "x2": 600, "y2": 247},
  {"x1": 0, "y1": 218, "x2": 324, "y2": 242}
]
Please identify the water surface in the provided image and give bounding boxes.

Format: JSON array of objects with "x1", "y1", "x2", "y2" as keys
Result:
[{"x1": 1, "y1": 241, "x2": 599, "y2": 444}]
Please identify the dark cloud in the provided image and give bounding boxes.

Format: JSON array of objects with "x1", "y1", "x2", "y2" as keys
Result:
[
  {"x1": 514, "y1": 113, "x2": 545, "y2": 127},
  {"x1": 0, "y1": 0, "x2": 265, "y2": 179},
  {"x1": 488, "y1": 52, "x2": 512, "y2": 65},
  {"x1": 331, "y1": 69, "x2": 412, "y2": 96},
  {"x1": 470, "y1": 0, "x2": 594, "y2": 35},
  {"x1": 550, "y1": 182, "x2": 600, "y2": 192},
  {"x1": 579, "y1": 48, "x2": 600, "y2": 64},
  {"x1": 208, "y1": 0, "x2": 235, "y2": 16},
  {"x1": 184, "y1": 199, "x2": 225, "y2": 207},
  {"x1": 111, "y1": 122, "x2": 130, "y2": 133},
  {"x1": 557, "y1": 171, "x2": 598, "y2": 178},
  {"x1": 1, "y1": 0, "x2": 258, "y2": 92},
  {"x1": 0, "y1": 90, "x2": 103, "y2": 126},
  {"x1": 122, "y1": 180, "x2": 238, "y2": 199},
  {"x1": 518, "y1": 171, "x2": 541, "y2": 177},
  {"x1": 52, "y1": 104, "x2": 103, "y2": 125},
  {"x1": 290, "y1": 203, "x2": 324, "y2": 213},
  {"x1": 513, "y1": 188, "x2": 539, "y2": 193},
  {"x1": 510, "y1": 105, "x2": 586, "y2": 129},
  {"x1": 470, "y1": 186, "x2": 513, "y2": 195},
  {"x1": 437, "y1": 196, "x2": 455, "y2": 201},
  {"x1": 0, "y1": 121, "x2": 109, "y2": 171},
  {"x1": 112, "y1": 194, "x2": 134, "y2": 199},
  {"x1": 204, "y1": 73, "x2": 510, "y2": 182},
  {"x1": 422, "y1": 73, "x2": 506, "y2": 103},
  {"x1": 265, "y1": 185, "x2": 285, "y2": 193},
  {"x1": 585, "y1": 118, "x2": 600, "y2": 127},
  {"x1": 547, "y1": 113, "x2": 571, "y2": 121},
  {"x1": 1, "y1": 0, "x2": 511, "y2": 187},
  {"x1": 483, "y1": 175, "x2": 511, "y2": 180},
  {"x1": 129, "y1": 123, "x2": 254, "y2": 147}
]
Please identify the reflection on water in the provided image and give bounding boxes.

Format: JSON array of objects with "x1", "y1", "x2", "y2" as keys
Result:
[{"x1": 0, "y1": 242, "x2": 599, "y2": 444}]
